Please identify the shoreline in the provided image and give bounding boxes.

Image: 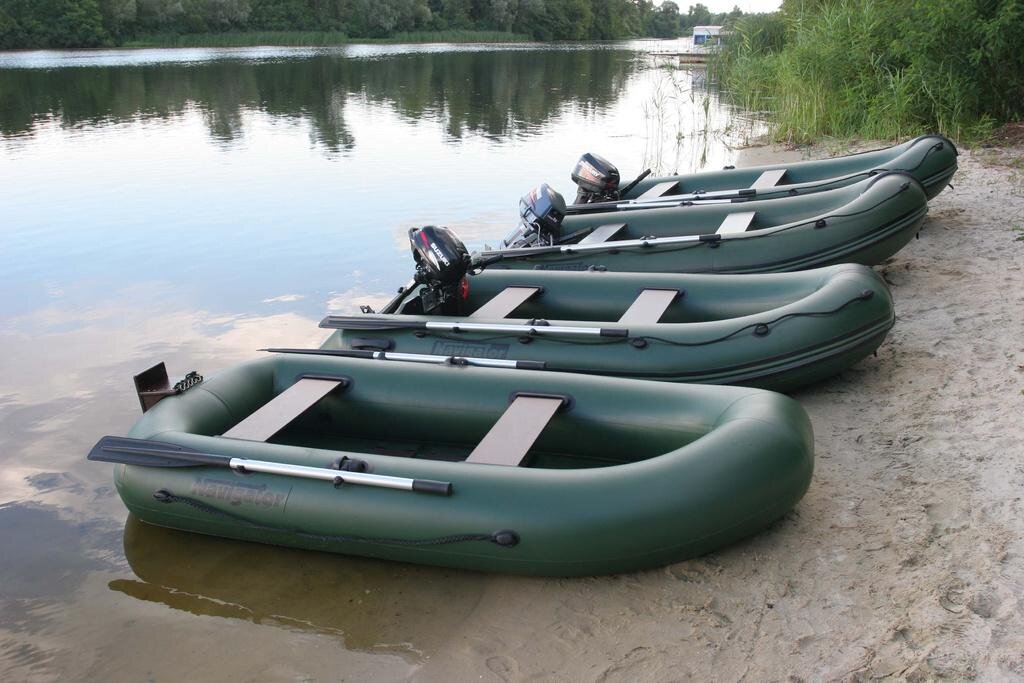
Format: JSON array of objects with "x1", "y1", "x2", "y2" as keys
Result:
[
  {"x1": 0, "y1": 31, "x2": 534, "y2": 53},
  {"x1": 0, "y1": 33, "x2": 694, "y2": 52}
]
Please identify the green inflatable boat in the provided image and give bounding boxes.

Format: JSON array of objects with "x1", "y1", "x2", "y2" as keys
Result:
[
  {"x1": 326, "y1": 261, "x2": 893, "y2": 391},
  {"x1": 90, "y1": 356, "x2": 813, "y2": 575},
  {"x1": 566, "y1": 134, "x2": 956, "y2": 207},
  {"x1": 488, "y1": 171, "x2": 927, "y2": 273}
]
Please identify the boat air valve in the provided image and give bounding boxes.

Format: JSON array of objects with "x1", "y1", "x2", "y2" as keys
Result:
[{"x1": 490, "y1": 530, "x2": 520, "y2": 547}]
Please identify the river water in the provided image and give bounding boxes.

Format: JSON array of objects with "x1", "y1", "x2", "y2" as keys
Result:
[{"x1": 0, "y1": 41, "x2": 760, "y2": 679}]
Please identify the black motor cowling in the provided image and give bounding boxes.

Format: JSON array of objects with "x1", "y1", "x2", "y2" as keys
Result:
[
  {"x1": 571, "y1": 152, "x2": 620, "y2": 203},
  {"x1": 409, "y1": 225, "x2": 470, "y2": 314},
  {"x1": 502, "y1": 183, "x2": 567, "y2": 249}
]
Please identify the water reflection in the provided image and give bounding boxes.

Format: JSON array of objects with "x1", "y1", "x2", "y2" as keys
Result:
[
  {"x1": 114, "y1": 516, "x2": 488, "y2": 654},
  {"x1": 0, "y1": 502, "x2": 124, "y2": 679},
  {"x1": 0, "y1": 48, "x2": 636, "y2": 150}
]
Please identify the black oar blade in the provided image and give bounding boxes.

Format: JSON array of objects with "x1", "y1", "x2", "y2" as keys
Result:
[
  {"x1": 87, "y1": 435, "x2": 226, "y2": 469},
  {"x1": 319, "y1": 315, "x2": 425, "y2": 331}
]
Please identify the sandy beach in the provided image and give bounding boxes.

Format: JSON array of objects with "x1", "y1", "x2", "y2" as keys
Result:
[{"x1": 409, "y1": 141, "x2": 1024, "y2": 681}]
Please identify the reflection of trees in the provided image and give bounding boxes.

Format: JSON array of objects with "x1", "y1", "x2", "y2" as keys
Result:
[{"x1": 0, "y1": 49, "x2": 636, "y2": 151}]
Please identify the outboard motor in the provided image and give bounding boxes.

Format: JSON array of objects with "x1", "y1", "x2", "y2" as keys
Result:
[
  {"x1": 502, "y1": 183, "x2": 567, "y2": 249},
  {"x1": 409, "y1": 225, "x2": 471, "y2": 314},
  {"x1": 571, "y1": 152, "x2": 620, "y2": 203}
]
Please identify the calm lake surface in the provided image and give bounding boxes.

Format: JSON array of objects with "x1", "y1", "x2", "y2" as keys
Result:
[{"x1": 0, "y1": 41, "x2": 760, "y2": 679}]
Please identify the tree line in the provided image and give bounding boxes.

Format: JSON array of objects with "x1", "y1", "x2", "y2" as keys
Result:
[{"x1": 0, "y1": 1, "x2": 744, "y2": 48}]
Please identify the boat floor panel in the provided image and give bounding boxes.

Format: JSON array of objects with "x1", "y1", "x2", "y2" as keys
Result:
[{"x1": 269, "y1": 429, "x2": 620, "y2": 469}]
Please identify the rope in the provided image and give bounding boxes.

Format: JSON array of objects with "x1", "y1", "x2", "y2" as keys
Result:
[
  {"x1": 172, "y1": 371, "x2": 203, "y2": 393},
  {"x1": 411, "y1": 290, "x2": 876, "y2": 348},
  {"x1": 152, "y1": 489, "x2": 518, "y2": 547},
  {"x1": 636, "y1": 290, "x2": 876, "y2": 347}
]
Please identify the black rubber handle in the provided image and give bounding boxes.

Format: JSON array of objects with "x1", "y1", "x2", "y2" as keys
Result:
[
  {"x1": 261, "y1": 348, "x2": 377, "y2": 359},
  {"x1": 619, "y1": 168, "x2": 653, "y2": 197},
  {"x1": 599, "y1": 328, "x2": 629, "y2": 337},
  {"x1": 349, "y1": 337, "x2": 395, "y2": 351},
  {"x1": 412, "y1": 479, "x2": 453, "y2": 496},
  {"x1": 515, "y1": 360, "x2": 547, "y2": 370},
  {"x1": 319, "y1": 316, "x2": 428, "y2": 331}
]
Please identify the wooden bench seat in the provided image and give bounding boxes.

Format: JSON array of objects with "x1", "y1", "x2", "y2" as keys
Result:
[
  {"x1": 716, "y1": 211, "x2": 756, "y2": 235},
  {"x1": 223, "y1": 378, "x2": 346, "y2": 442},
  {"x1": 470, "y1": 286, "x2": 541, "y2": 319},
  {"x1": 618, "y1": 288, "x2": 681, "y2": 324},
  {"x1": 635, "y1": 181, "x2": 679, "y2": 202},
  {"x1": 465, "y1": 395, "x2": 566, "y2": 466},
  {"x1": 750, "y1": 168, "x2": 787, "y2": 189},
  {"x1": 578, "y1": 223, "x2": 627, "y2": 245}
]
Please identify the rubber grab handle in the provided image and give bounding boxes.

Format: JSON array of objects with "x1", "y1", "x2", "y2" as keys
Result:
[{"x1": 411, "y1": 479, "x2": 454, "y2": 496}]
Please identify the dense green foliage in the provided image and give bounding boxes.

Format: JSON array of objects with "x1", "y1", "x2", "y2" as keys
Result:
[
  {"x1": 0, "y1": 0, "x2": 744, "y2": 48},
  {"x1": 122, "y1": 29, "x2": 529, "y2": 47},
  {"x1": 713, "y1": 0, "x2": 1024, "y2": 143}
]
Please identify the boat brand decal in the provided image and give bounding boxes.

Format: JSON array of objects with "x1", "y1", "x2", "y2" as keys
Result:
[
  {"x1": 190, "y1": 477, "x2": 288, "y2": 508},
  {"x1": 429, "y1": 242, "x2": 451, "y2": 267},
  {"x1": 534, "y1": 263, "x2": 593, "y2": 271},
  {"x1": 430, "y1": 341, "x2": 510, "y2": 358}
]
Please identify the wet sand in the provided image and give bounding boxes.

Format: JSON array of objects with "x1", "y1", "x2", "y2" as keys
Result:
[{"x1": 3, "y1": 142, "x2": 1022, "y2": 681}]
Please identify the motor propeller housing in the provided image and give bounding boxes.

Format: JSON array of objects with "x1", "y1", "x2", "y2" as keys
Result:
[
  {"x1": 571, "y1": 152, "x2": 620, "y2": 203},
  {"x1": 503, "y1": 183, "x2": 567, "y2": 249},
  {"x1": 408, "y1": 225, "x2": 471, "y2": 314}
]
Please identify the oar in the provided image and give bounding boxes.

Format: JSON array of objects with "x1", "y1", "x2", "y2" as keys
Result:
[
  {"x1": 475, "y1": 231, "x2": 725, "y2": 263},
  {"x1": 260, "y1": 347, "x2": 546, "y2": 370},
  {"x1": 88, "y1": 436, "x2": 453, "y2": 496},
  {"x1": 319, "y1": 315, "x2": 629, "y2": 338},
  {"x1": 563, "y1": 169, "x2": 872, "y2": 214}
]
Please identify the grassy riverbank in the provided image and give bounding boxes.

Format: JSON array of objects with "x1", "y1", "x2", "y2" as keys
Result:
[
  {"x1": 123, "y1": 30, "x2": 530, "y2": 49},
  {"x1": 712, "y1": 0, "x2": 1024, "y2": 145}
]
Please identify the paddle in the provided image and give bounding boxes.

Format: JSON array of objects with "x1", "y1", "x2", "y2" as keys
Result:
[
  {"x1": 562, "y1": 169, "x2": 872, "y2": 215},
  {"x1": 318, "y1": 315, "x2": 629, "y2": 338},
  {"x1": 260, "y1": 347, "x2": 547, "y2": 370},
  {"x1": 88, "y1": 435, "x2": 453, "y2": 496}
]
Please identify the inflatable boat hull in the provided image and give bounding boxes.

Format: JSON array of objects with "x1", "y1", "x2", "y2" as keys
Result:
[
  {"x1": 618, "y1": 134, "x2": 956, "y2": 202},
  {"x1": 106, "y1": 357, "x2": 814, "y2": 575},
  {"x1": 487, "y1": 172, "x2": 928, "y2": 274},
  {"x1": 325, "y1": 264, "x2": 894, "y2": 391}
]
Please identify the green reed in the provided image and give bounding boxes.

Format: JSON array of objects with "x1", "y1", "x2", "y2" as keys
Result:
[{"x1": 710, "y1": 0, "x2": 1023, "y2": 145}]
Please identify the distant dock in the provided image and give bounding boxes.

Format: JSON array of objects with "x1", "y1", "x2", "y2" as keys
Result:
[
  {"x1": 650, "y1": 51, "x2": 713, "y2": 65},
  {"x1": 663, "y1": 52, "x2": 711, "y2": 64}
]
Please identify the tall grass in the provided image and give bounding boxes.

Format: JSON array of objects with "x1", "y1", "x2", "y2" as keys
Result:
[
  {"x1": 124, "y1": 30, "x2": 530, "y2": 49},
  {"x1": 712, "y1": 0, "x2": 1024, "y2": 144}
]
